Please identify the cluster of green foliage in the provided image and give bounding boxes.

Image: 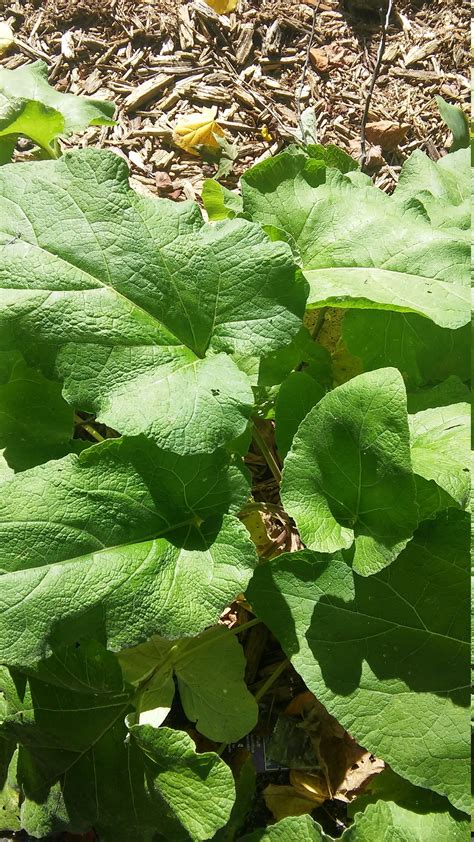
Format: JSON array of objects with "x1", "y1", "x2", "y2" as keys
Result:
[{"x1": 0, "y1": 63, "x2": 470, "y2": 840}]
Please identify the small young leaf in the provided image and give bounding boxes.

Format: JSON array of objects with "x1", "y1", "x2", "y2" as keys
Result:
[
  {"x1": 0, "y1": 60, "x2": 115, "y2": 162},
  {"x1": 435, "y1": 95, "x2": 469, "y2": 152},
  {"x1": 120, "y1": 626, "x2": 258, "y2": 742},
  {"x1": 281, "y1": 368, "x2": 417, "y2": 575},
  {"x1": 202, "y1": 179, "x2": 243, "y2": 220}
]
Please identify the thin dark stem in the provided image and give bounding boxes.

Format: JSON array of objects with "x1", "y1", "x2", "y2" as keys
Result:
[
  {"x1": 296, "y1": 3, "x2": 319, "y2": 140},
  {"x1": 360, "y1": 0, "x2": 394, "y2": 171}
]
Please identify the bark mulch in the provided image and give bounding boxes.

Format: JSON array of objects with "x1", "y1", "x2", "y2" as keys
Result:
[{"x1": 0, "y1": 0, "x2": 469, "y2": 199}]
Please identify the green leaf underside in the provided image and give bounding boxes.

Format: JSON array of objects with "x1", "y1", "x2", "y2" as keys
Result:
[
  {"x1": 0, "y1": 61, "x2": 115, "y2": 160},
  {"x1": 303, "y1": 267, "x2": 469, "y2": 329},
  {"x1": 119, "y1": 626, "x2": 258, "y2": 742},
  {"x1": 0, "y1": 439, "x2": 255, "y2": 668},
  {"x1": 1, "y1": 645, "x2": 234, "y2": 841},
  {"x1": 0, "y1": 350, "x2": 77, "y2": 471},
  {"x1": 0, "y1": 148, "x2": 305, "y2": 453},
  {"x1": 247, "y1": 509, "x2": 470, "y2": 813},
  {"x1": 435, "y1": 99, "x2": 470, "y2": 152},
  {"x1": 409, "y1": 402, "x2": 470, "y2": 508},
  {"x1": 281, "y1": 368, "x2": 417, "y2": 575}
]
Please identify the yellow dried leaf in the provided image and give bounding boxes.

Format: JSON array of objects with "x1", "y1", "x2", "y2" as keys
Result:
[
  {"x1": 203, "y1": 0, "x2": 238, "y2": 13},
  {"x1": 263, "y1": 784, "x2": 316, "y2": 822},
  {"x1": 290, "y1": 770, "x2": 330, "y2": 803},
  {"x1": 261, "y1": 125, "x2": 273, "y2": 142},
  {"x1": 0, "y1": 20, "x2": 14, "y2": 56},
  {"x1": 173, "y1": 107, "x2": 225, "y2": 156}
]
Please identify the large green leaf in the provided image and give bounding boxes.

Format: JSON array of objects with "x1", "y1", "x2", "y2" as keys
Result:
[
  {"x1": 119, "y1": 626, "x2": 258, "y2": 742},
  {"x1": 0, "y1": 350, "x2": 80, "y2": 471},
  {"x1": 241, "y1": 148, "x2": 468, "y2": 282},
  {"x1": 0, "y1": 514, "x2": 256, "y2": 670},
  {"x1": 0, "y1": 149, "x2": 305, "y2": 453},
  {"x1": 281, "y1": 368, "x2": 417, "y2": 575},
  {"x1": 247, "y1": 509, "x2": 470, "y2": 813},
  {"x1": 241, "y1": 150, "x2": 469, "y2": 379},
  {"x1": 1, "y1": 643, "x2": 235, "y2": 840},
  {"x1": 0, "y1": 439, "x2": 255, "y2": 668},
  {"x1": 0, "y1": 61, "x2": 115, "y2": 162},
  {"x1": 0, "y1": 435, "x2": 249, "y2": 574},
  {"x1": 409, "y1": 402, "x2": 470, "y2": 508}
]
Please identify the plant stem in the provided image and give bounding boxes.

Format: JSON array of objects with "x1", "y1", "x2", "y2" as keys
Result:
[
  {"x1": 74, "y1": 413, "x2": 105, "y2": 443},
  {"x1": 229, "y1": 617, "x2": 261, "y2": 635},
  {"x1": 252, "y1": 423, "x2": 281, "y2": 484},
  {"x1": 254, "y1": 658, "x2": 289, "y2": 702},
  {"x1": 360, "y1": 0, "x2": 394, "y2": 171},
  {"x1": 310, "y1": 307, "x2": 327, "y2": 341}
]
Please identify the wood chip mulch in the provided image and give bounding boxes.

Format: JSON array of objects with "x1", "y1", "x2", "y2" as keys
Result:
[{"x1": 0, "y1": 0, "x2": 469, "y2": 196}]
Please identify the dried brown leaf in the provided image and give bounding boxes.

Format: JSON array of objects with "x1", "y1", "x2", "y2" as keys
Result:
[
  {"x1": 284, "y1": 693, "x2": 384, "y2": 801},
  {"x1": 365, "y1": 120, "x2": 410, "y2": 150}
]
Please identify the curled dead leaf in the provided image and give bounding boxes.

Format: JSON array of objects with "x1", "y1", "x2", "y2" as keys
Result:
[
  {"x1": 203, "y1": 0, "x2": 238, "y2": 14},
  {"x1": 310, "y1": 47, "x2": 330, "y2": 73},
  {"x1": 0, "y1": 20, "x2": 14, "y2": 56},
  {"x1": 365, "y1": 120, "x2": 410, "y2": 150},
  {"x1": 309, "y1": 45, "x2": 344, "y2": 73},
  {"x1": 263, "y1": 783, "x2": 316, "y2": 822},
  {"x1": 173, "y1": 107, "x2": 225, "y2": 156},
  {"x1": 349, "y1": 138, "x2": 384, "y2": 170}
]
